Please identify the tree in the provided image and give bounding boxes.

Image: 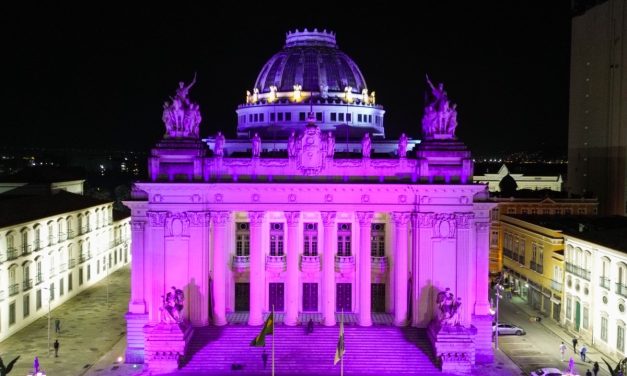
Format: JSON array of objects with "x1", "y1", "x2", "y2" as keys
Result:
[
  {"x1": 498, "y1": 174, "x2": 518, "y2": 197},
  {"x1": 0, "y1": 355, "x2": 20, "y2": 376},
  {"x1": 603, "y1": 357, "x2": 627, "y2": 376}
]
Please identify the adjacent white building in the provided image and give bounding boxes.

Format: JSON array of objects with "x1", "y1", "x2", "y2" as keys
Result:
[
  {"x1": 473, "y1": 164, "x2": 563, "y2": 193},
  {"x1": 0, "y1": 183, "x2": 131, "y2": 342},
  {"x1": 563, "y1": 216, "x2": 627, "y2": 360}
]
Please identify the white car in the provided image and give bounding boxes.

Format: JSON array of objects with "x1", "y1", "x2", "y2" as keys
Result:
[
  {"x1": 530, "y1": 368, "x2": 564, "y2": 376},
  {"x1": 492, "y1": 322, "x2": 525, "y2": 335}
]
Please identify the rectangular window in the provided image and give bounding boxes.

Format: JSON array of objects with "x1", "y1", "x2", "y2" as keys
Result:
[
  {"x1": 68, "y1": 272, "x2": 73, "y2": 291},
  {"x1": 330, "y1": 113, "x2": 337, "y2": 121},
  {"x1": 270, "y1": 113, "x2": 275, "y2": 121},
  {"x1": 531, "y1": 209, "x2": 538, "y2": 215},
  {"x1": 618, "y1": 325, "x2": 625, "y2": 353},
  {"x1": 253, "y1": 113, "x2": 258, "y2": 122},
  {"x1": 601, "y1": 316, "x2": 608, "y2": 342},
  {"x1": 9, "y1": 303, "x2": 15, "y2": 326},
  {"x1": 303, "y1": 223, "x2": 318, "y2": 256},
  {"x1": 578, "y1": 208, "x2": 586, "y2": 214},
  {"x1": 285, "y1": 112, "x2": 291, "y2": 121},
  {"x1": 259, "y1": 113, "x2": 264, "y2": 122},
  {"x1": 490, "y1": 230, "x2": 499, "y2": 247},
  {"x1": 337, "y1": 223, "x2": 351, "y2": 256},
  {"x1": 555, "y1": 208, "x2": 562, "y2": 215},
  {"x1": 521, "y1": 209, "x2": 528, "y2": 214},
  {"x1": 87, "y1": 265, "x2": 91, "y2": 281},
  {"x1": 236, "y1": 223, "x2": 250, "y2": 256},
  {"x1": 582, "y1": 307, "x2": 589, "y2": 329},
  {"x1": 269, "y1": 223, "x2": 284, "y2": 256},
  {"x1": 566, "y1": 297, "x2": 572, "y2": 320},
  {"x1": 358, "y1": 114, "x2": 363, "y2": 122},
  {"x1": 36, "y1": 289, "x2": 42, "y2": 310},
  {"x1": 565, "y1": 208, "x2": 572, "y2": 215},
  {"x1": 346, "y1": 113, "x2": 352, "y2": 122},
  {"x1": 249, "y1": 114, "x2": 253, "y2": 122},
  {"x1": 316, "y1": 112, "x2": 322, "y2": 122},
  {"x1": 371, "y1": 223, "x2": 385, "y2": 257},
  {"x1": 60, "y1": 278, "x2": 64, "y2": 296},
  {"x1": 507, "y1": 208, "x2": 515, "y2": 214},
  {"x1": 369, "y1": 115, "x2": 372, "y2": 123},
  {"x1": 79, "y1": 268, "x2": 83, "y2": 286},
  {"x1": 338, "y1": 113, "x2": 344, "y2": 122},
  {"x1": 278, "y1": 112, "x2": 284, "y2": 121},
  {"x1": 299, "y1": 112, "x2": 306, "y2": 121},
  {"x1": 49, "y1": 283, "x2": 55, "y2": 301},
  {"x1": 23, "y1": 294, "x2": 30, "y2": 318}
]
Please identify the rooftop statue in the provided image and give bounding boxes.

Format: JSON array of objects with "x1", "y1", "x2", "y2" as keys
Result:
[
  {"x1": 398, "y1": 133, "x2": 408, "y2": 158},
  {"x1": 435, "y1": 287, "x2": 462, "y2": 326},
  {"x1": 252, "y1": 133, "x2": 262, "y2": 158},
  {"x1": 361, "y1": 133, "x2": 371, "y2": 158},
  {"x1": 161, "y1": 286, "x2": 185, "y2": 324},
  {"x1": 422, "y1": 75, "x2": 458, "y2": 140},
  {"x1": 326, "y1": 131, "x2": 335, "y2": 158},
  {"x1": 288, "y1": 131, "x2": 298, "y2": 158},
  {"x1": 214, "y1": 131, "x2": 225, "y2": 157},
  {"x1": 162, "y1": 73, "x2": 202, "y2": 138}
]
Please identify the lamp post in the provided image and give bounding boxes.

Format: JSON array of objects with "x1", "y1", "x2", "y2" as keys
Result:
[
  {"x1": 41, "y1": 287, "x2": 52, "y2": 357},
  {"x1": 494, "y1": 282, "x2": 504, "y2": 350}
]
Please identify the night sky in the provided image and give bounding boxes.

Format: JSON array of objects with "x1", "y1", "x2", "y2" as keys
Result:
[{"x1": 4, "y1": 3, "x2": 571, "y2": 156}]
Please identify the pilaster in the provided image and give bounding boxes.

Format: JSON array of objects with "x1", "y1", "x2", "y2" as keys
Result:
[
  {"x1": 321, "y1": 211, "x2": 337, "y2": 326},
  {"x1": 284, "y1": 211, "x2": 300, "y2": 326},
  {"x1": 248, "y1": 211, "x2": 265, "y2": 326},
  {"x1": 357, "y1": 211, "x2": 373, "y2": 326}
]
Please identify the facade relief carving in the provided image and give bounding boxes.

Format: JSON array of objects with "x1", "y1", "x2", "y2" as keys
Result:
[
  {"x1": 455, "y1": 213, "x2": 474, "y2": 229},
  {"x1": 131, "y1": 221, "x2": 146, "y2": 231},
  {"x1": 392, "y1": 212, "x2": 411, "y2": 226},
  {"x1": 248, "y1": 211, "x2": 265, "y2": 227},
  {"x1": 433, "y1": 213, "x2": 456, "y2": 238},
  {"x1": 284, "y1": 211, "x2": 301, "y2": 226},
  {"x1": 356, "y1": 211, "x2": 374, "y2": 225},
  {"x1": 320, "y1": 211, "x2": 337, "y2": 226},
  {"x1": 147, "y1": 211, "x2": 169, "y2": 227},
  {"x1": 416, "y1": 212, "x2": 435, "y2": 228},
  {"x1": 297, "y1": 122, "x2": 324, "y2": 175},
  {"x1": 186, "y1": 211, "x2": 211, "y2": 227},
  {"x1": 210, "y1": 211, "x2": 230, "y2": 227},
  {"x1": 165, "y1": 212, "x2": 190, "y2": 237}
]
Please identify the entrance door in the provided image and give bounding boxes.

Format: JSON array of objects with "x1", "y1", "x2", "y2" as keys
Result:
[
  {"x1": 552, "y1": 302, "x2": 561, "y2": 321},
  {"x1": 269, "y1": 283, "x2": 284, "y2": 311},
  {"x1": 371, "y1": 283, "x2": 386, "y2": 312},
  {"x1": 303, "y1": 283, "x2": 318, "y2": 312},
  {"x1": 336, "y1": 283, "x2": 352, "y2": 312},
  {"x1": 575, "y1": 301, "x2": 581, "y2": 331},
  {"x1": 235, "y1": 283, "x2": 250, "y2": 311}
]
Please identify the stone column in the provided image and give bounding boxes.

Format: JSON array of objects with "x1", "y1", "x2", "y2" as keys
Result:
[
  {"x1": 128, "y1": 220, "x2": 146, "y2": 313},
  {"x1": 474, "y1": 222, "x2": 491, "y2": 315},
  {"x1": 147, "y1": 211, "x2": 168, "y2": 323},
  {"x1": 455, "y1": 213, "x2": 474, "y2": 326},
  {"x1": 211, "y1": 211, "x2": 230, "y2": 326},
  {"x1": 321, "y1": 211, "x2": 337, "y2": 326},
  {"x1": 414, "y1": 212, "x2": 434, "y2": 327},
  {"x1": 187, "y1": 211, "x2": 211, "y2": 326},
  {"x1": 284, "y1": 211, "x2": 300, "y2": 326},
  {"x1": 357, "y1": 211, "x2": 373, "y2": 326},
  {"x1": 392, "y1": 212, "x2": 410, "y2": 326},
  {"x1": 248, "y1": 211, "x2": 265, "y2": 326}
]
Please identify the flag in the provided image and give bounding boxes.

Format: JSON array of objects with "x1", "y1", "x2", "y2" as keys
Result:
[
  {"x1": 334, "y1": 318, "x2": 345, "y2": 365},
  {"x1": 250, "y1": 311, "x2": 274, "y2": 347}
]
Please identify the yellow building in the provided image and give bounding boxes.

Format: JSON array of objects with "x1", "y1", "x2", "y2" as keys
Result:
[{"x1": 500, "y1": 215, "x2": 566, "y2": 322}]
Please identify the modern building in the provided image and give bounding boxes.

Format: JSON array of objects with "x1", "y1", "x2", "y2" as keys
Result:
[
  {"x1": 562, "y1": 215, "x2": 627, "y2": 360},
  {"x1": 568, "y1": 0, "x2": 627, "y2": 215},
  {"x1": 0, "y1": 176, "x2": 131, "y2": 342},
  {"x1": 125, "y1": 29, "x2": 495, "y2": 371},
  {"x1": 488, "y1": 195, "x2": 598, "y2": 275},
  {"x1": 473, "y1": 163, "x2": 564, "y2": 193}
]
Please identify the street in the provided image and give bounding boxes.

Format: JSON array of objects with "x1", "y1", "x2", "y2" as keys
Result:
[{"x1": 497, "y1": 295, "x2": 611, "y2": 376}]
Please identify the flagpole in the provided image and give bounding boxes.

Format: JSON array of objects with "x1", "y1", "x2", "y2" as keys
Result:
[
  {"x1": 272, "y1": 304, "x2": 275, "y2": 376},
  {"x1": 341, "y1": 309, "x2": 344, "y2": 376}
]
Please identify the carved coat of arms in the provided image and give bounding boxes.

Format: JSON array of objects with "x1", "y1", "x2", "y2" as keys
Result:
[{"x1": 297, "y1": 124, "x2": 324, "y2": 175}]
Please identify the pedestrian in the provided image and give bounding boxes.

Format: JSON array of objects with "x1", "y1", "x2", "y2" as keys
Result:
[
  {"x1": 559, "y1": 341, "x2": 567, "y2": 361},
  {"x1": 307, "y1": 318, "x2": 314, "y2": 335},
  {"x1": 593, "y1": 361, "x2": 600, "y2": 376},
  {"x1": 53, "y1": 339, "x2": 59, "y2": 357},
  {"x1": 586, "y1": 369, "x2": 592, "y2": 376},
  {"x1": 580, "y1": 344, "x2": 587, "y2": 362},
  {"x1": 54, "y1": 318, "x2": 61, "y2": 333},
  {"x1": 572, "y1": 337, "x2": 579, "y2": 353},
  {"x1": 262, "y1": 349, "x2": 268, "y2": 369}
]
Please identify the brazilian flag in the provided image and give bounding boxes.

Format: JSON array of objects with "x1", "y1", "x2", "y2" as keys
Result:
[{"x1": 250, "y1": 312, "x2": 274, "y2": 347}]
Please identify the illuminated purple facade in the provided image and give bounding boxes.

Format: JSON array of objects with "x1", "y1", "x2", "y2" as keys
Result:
[{"x1": 125, "y1": 29, "x2": 494, "y2": 373}]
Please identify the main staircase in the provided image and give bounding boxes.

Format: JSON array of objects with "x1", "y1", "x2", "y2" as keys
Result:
[{"x1": 175, "y1": 324, "x2": 440, "y2": 375}]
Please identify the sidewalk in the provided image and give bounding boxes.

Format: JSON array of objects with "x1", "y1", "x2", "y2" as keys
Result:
[
  {"x1": 507, "y1": 295, "x2": 614, "y2": 375},
  {"x1": 0, "y1": 267, "x2": 131, "y2": 376}
]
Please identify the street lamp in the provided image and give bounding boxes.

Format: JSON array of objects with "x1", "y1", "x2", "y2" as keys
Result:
[
  {"x1": 493, "y1": 280, "x2": 505, "y2": 350},
  {"x1": 40, "y1": 287, "x2": 52, "y2": 357}
]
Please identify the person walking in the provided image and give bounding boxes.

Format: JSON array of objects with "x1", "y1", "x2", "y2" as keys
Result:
[
  {"x1": 593, "y1": 361, "x2": 600, "y2": 376},
  {"x1": 572, "y1": 337, "x2": 579, "y2": 353},
  {"x1": 559, "y1": 342, "x2": 567, "y2": 361},
  {"x1": 54, "y1": 319, "x2": 61, "y2": 333},
  {"x1": 53, "y1": 339, "x2": 60, "y2": 357},
  {"x1": 262, "y1": 349, "x2": 268, "y2": 369},
  {"x1": 586, "y1": 369, "x2": 592, "y2": 376},
  {"x1": 580, "y1": 344, "x2": 587, "y2": 362}
]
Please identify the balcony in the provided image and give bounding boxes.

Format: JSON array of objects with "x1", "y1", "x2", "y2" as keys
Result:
[
  {"x1": 503, "y1": 247, "x2": 513, "y2": 260},
  {"x1": 266, "y1": 255, "x2": 286, "y2": 271},
  {"x1": 600, "y1": 276, "x2": 611, "y2": 290},
  {"x1": 530, "y1": 261, "x2": 544, "y2": 274},
  {"x1": 33, "y1": 240, "x2": 43, "y2": 252},
  {"x1": 21, "y1": 244, "x2": 32, "y2": 256},
  {"x1": 7, "y1": 247, "x2": 18, "y2": 261},
  {"x1": 371, "y1": 256, "x2": 388, "y2": 273},
  {"x1": 48, "y1": 236, "x2": 56, "y2": 246},
  {"x1": 335, "y1": 255, "x2": 355, "y2": 273},
  {"x1": 616, "y1": 283, "x2": 627, "y2": 298},
  {"x1": 67, "y1": 229, "x2": 75, "y2": 239},
  {"x1": 565, "y1": 262, "x2": 591, "y2": 281},
  {"x1": 232, "y1": 255, "x2": 250, "y2": 271},
  {"x1": 59, "y1": 263, "x2": 67, "y2": 273},
  {"x1": 79, "y1": 254, "x2": 87, "y2": 264},
  {"x1": 80, "y1": 225, "x2": 89, "y2": 234},
  {"x1": 58, "y1": 232, "x2": 67, "y2": 242},
  {"x1": 9, "y1": 283, "x2": 19, "y2": 296},
  {"x1": 36, "y1": 273, "x2": 43, "y2": 285},
  {"x1": 301, "y1": 255, "x2": 320, "y2": 272},
  {"x1": 22, "y1": 279, "x2": 33, "y2": 291},
  {"x1": 550, "y1": 279, "x2": 563, "y2": 292},
  {"x1": 69, "y1": 258, "x2": 76, "y2": 269}
]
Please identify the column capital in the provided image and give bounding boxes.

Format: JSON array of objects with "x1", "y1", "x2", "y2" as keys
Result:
[
  {"x1": 130, "y1": 221, "x2": 145, "y2": 231},
  {"x1": 414, "y1": 212, "x2": 435, "y2": 228},
  {"x1": 356, "y1": 211, "x2": 374, "y2": 226},
  {"x1": 147, "y1": 211, "x2": 169, "y2": 227},
  {"x1": 284, "y1": 211, "x2": 300, "y2": 226},
  {"x1": 320, "y1": 211, "x2": 337, "y2": 226},
  {"x1": 186, "y1": 211, "x2": 212, "y2": 227},
  {"x1": 211, "y1": 211, "x2": 231, "y2": 227},
  {"x1": 392, "y1": 212, "x2": 411, "y2": 226},
  {"x1": 248, "y1": 211, "x2": 265, "y2": 227},
  {"x1": 455, "y1": 212, "x2": 474, "y2": 229}
]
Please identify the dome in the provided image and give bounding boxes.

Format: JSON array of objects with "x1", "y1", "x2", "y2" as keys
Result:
[{"x1": 254, "y1": 29, "x2": 367, "y2": 94}]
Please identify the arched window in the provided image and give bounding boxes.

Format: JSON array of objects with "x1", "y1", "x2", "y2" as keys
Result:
[
  {"x1": 34, "y1": 225, "x2": 41, "y2": 251},
  {"x1": 8, "y1": 264, "x2": 18, "y2": 296},
  {"x1": 20, "y1": 227, "x2": 30, "y2": 255},
  {"x1": 95, "y1": 208, "x2": 100, "y2": 229},
  {"x1": 77, "y1": 214, "x2": 83, "y2": 234},
  {"x1": 22, "y1": 260, "x2": 32, "y2": 291},
  {"x1": 576, "y1": 247, "x2": 583, "y2": 267},
  {"x1": 57, "y1": 218, "x2": 64, "y2": 241},
  {"x1": 34, "y1": 256, "x2": 43, "y2": 284},
  {"x1": 66, "y1": 216, "x2": 73, "y2": 238}
]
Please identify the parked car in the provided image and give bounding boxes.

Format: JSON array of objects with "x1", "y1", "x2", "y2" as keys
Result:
[
  {"x1": 492, "y1": 322, "x2": 525, "y2": 335},
  {"x1": 530, "y1": 367, "x2": 563, "y2": 376}
]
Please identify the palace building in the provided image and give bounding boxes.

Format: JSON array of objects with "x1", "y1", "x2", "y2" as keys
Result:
[{"x1": 124, "y1": 29, "x2": 494, "y2": 372}]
